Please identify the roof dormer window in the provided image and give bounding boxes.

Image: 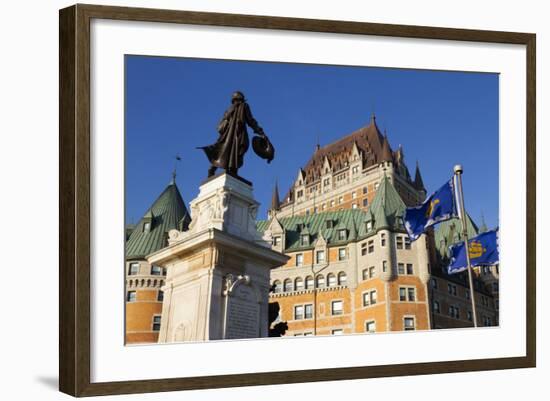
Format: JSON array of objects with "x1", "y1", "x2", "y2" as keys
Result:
[
  {"x1": 300, "y1": 234, "x2": 310, "y2": 246},
  {"x1": 143, "y1": 222, "x2": 151, "y2": 232},
  {"x1": 337, "y1": 229, "x2": 347, "y2": 241}
]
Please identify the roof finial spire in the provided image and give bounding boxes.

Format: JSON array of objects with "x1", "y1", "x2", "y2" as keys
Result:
[
  {"x1": 480, "y1": 211, "x2": 488, "y2": 233},
  {"x1": 171, "y1": 154, "x2": 181, "y2": 184}
]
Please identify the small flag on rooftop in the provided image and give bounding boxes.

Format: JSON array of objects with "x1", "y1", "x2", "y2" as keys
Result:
[{"x1": 403, "y1": 178, "x2": 457, "y2": 241}]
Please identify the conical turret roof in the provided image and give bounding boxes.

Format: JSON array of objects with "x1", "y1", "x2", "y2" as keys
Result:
[
  {"x1": 369, "y1": 174, "x2": 406, "y2": 230},
  {"x1": 271, "y1": 181, "x2": 281, "y2": 211},
  {"x1": 126, "y1": 181, "x2": 191, "y2": 260},
  {"x1": 414, "y1": 161, "x2": 426, "y2": 191}
]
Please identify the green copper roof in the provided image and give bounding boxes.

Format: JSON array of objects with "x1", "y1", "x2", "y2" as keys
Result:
[
  {"x1": 434, "y1": 215, "x2": 479, "y2": 259},
  {"x1": 126, "y1": 182, "x2": 191, "y2": 260},
  {"x1": 257, "y1": 176, "x2": 407, "y2": 250},
  {"x1": 257, "y1": 209, "x2": 369, "y2": 251},
  {"x1": 369, "y1": 174, "x2": 407, "y2": 231}
]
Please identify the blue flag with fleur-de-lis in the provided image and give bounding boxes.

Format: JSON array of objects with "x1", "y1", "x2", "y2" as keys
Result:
[
  {"x1": 403, "y1": 179, "x2": 457, "y2": 241},
  {"x1": 448, "y1": 229, "x2": 499, "y2": 274}
]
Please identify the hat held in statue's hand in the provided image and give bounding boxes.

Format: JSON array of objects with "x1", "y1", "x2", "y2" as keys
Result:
[{"x1": 252, "y1": 134, "x2": 275, "y2": 163}]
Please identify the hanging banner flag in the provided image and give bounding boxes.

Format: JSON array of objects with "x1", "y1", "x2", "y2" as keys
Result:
[
  {"x1": 448, "y1": 229, "x2": 500, "y2": 274},
  {"x1": 403, "y1": 179, "x2": 457, "y2": 241}
]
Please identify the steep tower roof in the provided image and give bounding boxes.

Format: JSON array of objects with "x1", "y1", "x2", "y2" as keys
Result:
[
  {"x1": 434, "y1": 215, "x2": 479, "y2": 260},
  {"x1": 271, "y1": 181, "x2": 281, "y2": 211},
  {"x1": 380, "y1": 133, "x2": 393, "y2": 162},
  {"x1": 368, "y1": 174, "x2": 407, "y2": 230},
  {"x1": 299, "y1": 117, "x2": 388, "y2": 185},
  {"x1": 126, "y1": 181, "x2": 191, "y2": 260},
  {"x1": 414, "y1": 161, "x2": 426, "y2": 191}
]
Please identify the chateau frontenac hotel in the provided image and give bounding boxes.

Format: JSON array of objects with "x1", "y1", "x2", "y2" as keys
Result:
[{"x1": 125, "y1": 115, "x2": 499, "y2": 344}]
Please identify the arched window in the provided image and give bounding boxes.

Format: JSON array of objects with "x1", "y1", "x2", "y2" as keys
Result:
[
  {"x1": 295, "y1": 277, "x2": 304, "y2": 291},
  {"x1": 305, "y1": 276, "x2": 314, "y2": 289},
  {"x1": 273, "y1": 280, "x2": 282, "y2": 293},
  {"x1": 283, "y1": 278, "x2": 293, "y2": 292},
  {"x1": 338, "y1": 271, "x2": 347, "y2": 286},
  {"x1": 327, "y1": 273, "x2": 337, "y2": 287},
  {"x1": 316, "y1": 275, "x2": 325, "y2": 288}
]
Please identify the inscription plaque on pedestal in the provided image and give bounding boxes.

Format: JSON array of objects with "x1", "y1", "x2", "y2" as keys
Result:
[{"x1": 225, "y1": 284, "x2": 260, "y2": 339}]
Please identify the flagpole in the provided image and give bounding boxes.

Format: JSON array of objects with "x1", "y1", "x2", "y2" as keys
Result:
[{"x1": 453, "y1": 165, "x2": 478, "y2": 328}]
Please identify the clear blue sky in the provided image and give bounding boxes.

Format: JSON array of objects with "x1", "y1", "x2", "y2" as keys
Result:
[{"x1": 125, "y1": 56, "x2": 499, "y2": 228}]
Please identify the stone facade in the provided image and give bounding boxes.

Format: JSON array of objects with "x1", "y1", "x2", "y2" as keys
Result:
[
  {"x1": 147, "y1": 174, "x2": 289, "y2": 343},
  {"x1": 261, "y1": 118, "x2": 498, "y2": 336}
]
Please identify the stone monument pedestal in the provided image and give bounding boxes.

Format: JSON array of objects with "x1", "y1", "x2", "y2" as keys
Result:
[{"x1": 147, "y1": 173, "x2": 288, "y2": 342}]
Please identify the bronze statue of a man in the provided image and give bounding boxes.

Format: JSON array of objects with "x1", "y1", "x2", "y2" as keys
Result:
[{"x1": 199, "y1": 91, "x2": 272, "y2": 177}]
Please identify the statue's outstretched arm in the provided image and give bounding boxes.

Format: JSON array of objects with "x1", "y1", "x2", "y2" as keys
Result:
[{"x1": 244, "y1": 103, "x2": 265, "y2": 136}]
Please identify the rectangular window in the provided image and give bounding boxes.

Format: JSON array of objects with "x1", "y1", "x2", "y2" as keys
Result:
[
  {"x1": 326, "y1": 220, "x2": 334, "y2": 229},
  {"x1": 363, "y1": 198, "x2": 369, "y2": 207},
  {"x1": 404, "y1": 237, "x2": 411, "y2": 249},
  {"x1": 304, "y1": 304, "x2": 313, "y2": 319},
  {"x1": 365, "y1": 321, "x2": 376, "y2": 333},
  {"x1": 404, "y1": 317, "x2": 416, "y2": 331},
  {"x1": 380, "y1": 233, "x2": 386, "y2": 247},
  {"x1": 296, "y1": 253, "x2": 304, "y2": 267},
  {"x1": 382, "y1": 260, "x2": 388, "y2": 272},
  {"x1": 406, "y1": 264, "x2": 414, "y2": 275},
  {"x1": 300, "y1": 235, "x2": 309, "y2": 246},
  {"x1": 157, "y1": 290, "x2": 164, "y2": 302},
  {"x1": 433, "y1": 300, "x2": 440, "y2": 313},
  {"x1": 338, "y1": 229, "x2": 347, "y2": 240},
  {"x1": 396, "y1": 236, "x2": 404, "y2": 249},
  {"x1": 467, "y1": 311, "x2": 473, "y2": 321},
  {"x1": 294, "y1": 305, "x2": 304, "y2": 320},
  {"x1": 338, "y1": 248, "x2": 347, "y2": 261},
  {"x1": 352, "y1": 191, "x2": 357, "y2": 198},
  {"x1": 398, "y1": 263, "x2": 405, "y2": 275},
  {"x1": 465, "y1": 289, "x2": 470, "y2": 299},
  {"x1": 272, "y1": 236, "x2": 281, "y2": 246},
  {"x1": 370, "y1": 290, "x2": 377, "y2": 305},
  {"x1": 399, "y1": 287, "x2": 416, "y2": 302},
  {"x1": 128, "y1": 262, "x2": 139, "y2": 275},
  {"x1": 152, "y1": 315, "x2": 161, "y2": 331},
  {"x1": 363, "y1": 291, "x2": 377, "y2": 307},
  {"x1": 331, "y1": 300, "x2": 343, "y2": 316},
  {"x1": 331, "y1": 329, "x2": 344, "y2": 335},
  {"x1": 368, "y1": 240, "x2": 374, "y2": 253},
  {"x1": 366, "y1": 221, "x2": 373, "y2": 231},
  {"x1": 316, "y1": 250, "x2": 325, "y2": 264},
  {"x1": 362, "y1": 268, "x2": 369, "y2": 280},
  {"x1": 127, "y1": 291, "x2": 136, "y2": 302},
  {"x1": 431, "y1": 278, "x2": 438, "y2": 289},
  {"x1": 151, "y1": 265, "x2": 163, "y2": 276},
  {"x1": 369, "y1": 266, "x2": 376, "y2": 278}
]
